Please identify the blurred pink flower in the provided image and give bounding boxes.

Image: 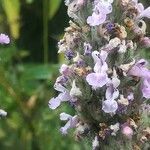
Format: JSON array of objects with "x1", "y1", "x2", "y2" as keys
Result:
[
  {"x1": 122, "y1": 126, "x2": 133, "y2": 138},
  {"x1": 0, "y1": 33, "x2": 10, "y2": 44}
]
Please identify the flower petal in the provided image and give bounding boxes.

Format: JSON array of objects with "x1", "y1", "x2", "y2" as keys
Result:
[
  {"x1": 48, "y1": 97, "x2": 61, "y2": 109},
  {"x1": 140, "y1": 7, "x2": 150, "y2": 18},
  {"x1": 141, "y1": 78, "x2": 150, "y2": 99},
  {"x1": 86, "y1": 73, "x2": 108, "y2": 88},
  {"x1": 60, "y1": 115, "x2": 78, "y2": 135},
  {"x1": 60, "y1": 112, "x2": 72, "y2": 121},
  {"x1": 60, "y1": 121, "x2": 71, "y2": 135},
  {"x1": 87, "y1": 12, "x2": 106, "y2": 26},
  {"x1": 58, "y1": 92, "x2": 71, "y2": 102},
  {"x1": 54, "y1": 83, "x2": 67, "y2": 92},
  {"x1": 102, "y1": 99, "x2": 118, "y2": 113}
]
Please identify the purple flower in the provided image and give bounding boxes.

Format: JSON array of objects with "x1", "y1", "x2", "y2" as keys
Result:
[
  {"x1": 137, "y1": 3, "x2": 150, "y2": 19},
  {"x1": 86, "y1": 73, "x2": 108, "y2": 89},
  {"x1": 0, "y1": 34, "x2": 10, "y2": 44},
  {"x1": 48, "y1": 83, "x2": 71, "y2": 109},
  {"x1": 105, "y1": 85, "x2": 119, "y2": 101},
  {"x1": 106, "y1": 23, "x2": 115, "y2": 32},
  {"x1": 86, "y1": 51, "x2": 109, "y2": 89},
  {"x1": 106, "y1": 77, "x2": 119, "y2": 100},
  {"x1": 87, "y1": 12, "x2": 107, "y2": 26},
  {"x1": 141, "y1": 78, "x2": 150, "y2": 99},
  {"x1": 65, "y1": 50, "x2": 75, "y2": 60},
  {"x1": 84, "y1": 42, "x2": 92, "y2": 55},
  {"x1": 128, "y1": 59, "x2": 150, "y2": 99},
  {"x1": 48, "y1": 97, "x2": 61, "y2": 110},
  {"x1": 102, "y1": 99, "x2": 118, "y2": 113},
  {"x1": 55, "y1": 76, "x2": 68, "y2": 85},
  {"x1": 94, "y1": 0, "x2": 113, "y2": 15},
  {"x1": 60, "y1": 113, "x2": 78, "y2": 135},
  {"x1": 87, "y1": 0, "x2": 113, "y2": 26},
  {"x1": 102, "y1": 70, "x2": 120, "y2": 113},
  {"x1": 59, "y1": 64, "x2": 72, "y2": 76},
  {"x1": 76, "y1": 59, "x2": 85, "y2": 67},
  {"x1": 128, "y1": 59, "x2": 150, "y2": 78}
]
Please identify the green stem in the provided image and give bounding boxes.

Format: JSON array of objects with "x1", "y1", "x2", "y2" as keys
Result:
[{"x1": 43, "y1": 0, "x2": 49, "y2": 64}]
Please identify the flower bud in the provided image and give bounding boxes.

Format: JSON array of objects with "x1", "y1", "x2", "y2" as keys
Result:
[
  {"x1": 122, "y1": 126, "x2": 133, "y2": 138},
  {"x1": 140, "y1": 37, "x2": 150, "y2": 48}
]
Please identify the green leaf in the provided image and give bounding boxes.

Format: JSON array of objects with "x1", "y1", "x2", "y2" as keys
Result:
[
  {"x1": 20, "y1": 64, "x2": 59, "y2": 80},
  {"x1": 49, "y1": 0, "x2": 62, "y2": 19},
  {"x1": 26, "y1": 0, "x2": 34, "y2": 4},
  {"x1": 0, "y1": 46, "x2": 16, "y2": 64},
  {"x1": 1, "y1": 0, "x2": 20, "y2": 39}
]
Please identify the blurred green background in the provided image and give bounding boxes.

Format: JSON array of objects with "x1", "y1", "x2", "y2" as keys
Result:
[{"x1": 0, "y1": 0, "x2": 149, "y2": 150}]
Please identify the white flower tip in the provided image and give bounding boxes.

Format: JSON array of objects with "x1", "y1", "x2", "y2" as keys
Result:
[
  {"x1": 92, "y1": 136, "x2": 99, "y2": 150},
  {"x1": 0, "y1": 109, "x2": 7, "y2": 117},
  {"x1": 60, "y1": 112, "x2": 72, "y2": 121},
  {"x1": 70, "y1": 80, "x2": 82, "y2": 97}
]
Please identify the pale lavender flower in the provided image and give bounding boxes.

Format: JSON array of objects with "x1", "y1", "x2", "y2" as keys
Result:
[
  {"x1": 87, "y1": 12, "x2": 107, "y2": 26},
  {"x1": 86, "y1": 73, "x2": 108, "y2": 89},
  {"x1": 48, "y1": 97, "x2": 61, "y2": 110},
  {"x1": 102, "y1": 99, "x2": 118, "y2": 113},
  {"x1": 55, "y1": 76, "x2": 68, "y2": 85},
  {"x1": 84, "y1": 42, "x2": 92, "y2": 55},
  {"x1": 94, "y1": 0, "x2": 113, "y2": 14},
  {"x1": 102, "y1": 71, "x2": 120, "y2": 113},
  {"x1": 49, "y1": 83, "x2": 71, "y2": 109},
  {"x1": 128, "y1": 59, "x2": 150, "y2": 78},
  {"x1": 137, "y1": 3, "x2": 150, "y2": 19},
  {"x1": 128, "y1": 59, "x2": 150, "y2": 99},
  {"x1": 87, "y1": 0, "x2": 113, "y2": 26},
  {"x1": 0, "y1": 34, "x2": 10, "y2": 44},
  {"x1": 105, "y1": 84, "x2": 119, "y2": 101},
  {"x1": 60, "y1": 114, "x2": 78, "y2": 135},
  {"x1": 102, "y1": 87, "x2": 119, "y2": 113},
  {"x1": 86, "y1": 51, "x2": 109, "y2": 89},
  {"x1": 141, "y1": 78, "x2": 150, "y2": 99},
  {"x1": 59, "y1": 64, "x2": 72, "y2": 76}
]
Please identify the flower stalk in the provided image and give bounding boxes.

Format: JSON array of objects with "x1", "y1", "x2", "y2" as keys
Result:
[{"x1": 49, "y1": 0, "x2": 150, "y2": 149}]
